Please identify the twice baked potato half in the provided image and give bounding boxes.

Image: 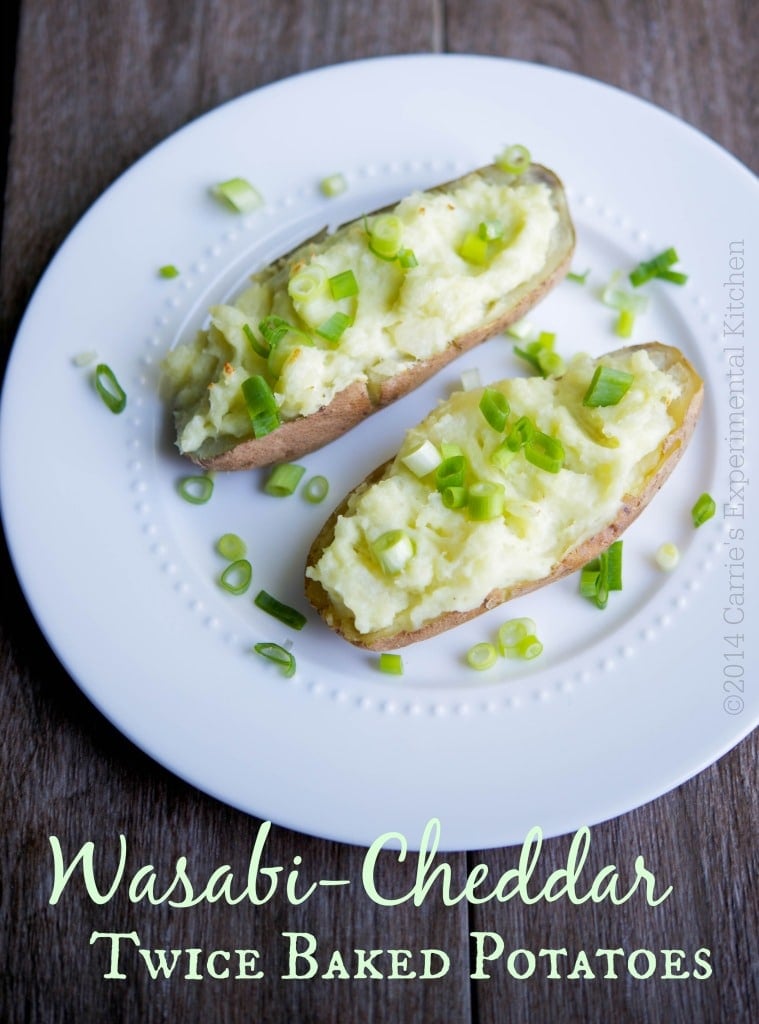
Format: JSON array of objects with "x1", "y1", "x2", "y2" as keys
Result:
[
  {"x1": 304, "y1": 343, "x2": 704, "y2": 649},
  {"x1": 161, "y1": 162, "x2": 575, "y2": 470}
]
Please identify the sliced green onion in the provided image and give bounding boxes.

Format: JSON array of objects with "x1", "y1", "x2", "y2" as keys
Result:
[
  {"x1": 615, "y1": 308, "x2": 636, "y2": 338},
  {"x1": 266, "y1": 330, "x2": 314, "y2": 378},
  {"x1": 264, "y1": 462, "x2": 307, "y2": 497},
  {"x1": 177, "y1": 474, "x2": 214, "y2": 505},
  {"x1": 567, "y1": 268, "x2": 590, "y2": 284},
  {"x1": 367, "y1": 214, "x2": 403, "y2": 260},
  {"x1": 467, "y1": 481, "x2": 505, "y2": 521},
  {"x1": 495, "y1": 143, "x2": 531, "y2": 175},
  {"x1": 93, "y1": 363, "x2": 127, "y2": 413},
  {"x1": 606, "y1": 540, "x2": 623, "y2": 591},
  {"x1": 401, "y1": 439, "x2": 442, "y2": 478},
  {"x1": 514, "y1": 634, "x2": 543, "y2": 660},
  {"x1": 458, "y1": 231, "x2": 490, "y2": 265},
  {"x1": 579, "y1": 546, "x2": 620, "y2": 609},
  {"x1": 656, "y1": 542, "x2": 680, "y2": 571},
  {"x1": 436, "y1": 455, "x2": 467, "y2": 492},
  {"x1": 466, "y1": 642, "x2": 498, "y2": 670},
  {"x1": 524, "y1": 432, "x2": 565, "y2": 473},
  {"x1": 371, "y1": 530, "x2": 415, "y2": 575},
  {"x1": 513, "y1": 345, "x2": 542, "y2": 373},
  {"x1": 320, "y1": 173, "x2": 347, "y2": 197},
  {"x1": 601, "y1": 271, "x2": 650, "y2": 313},
  {"x1": 491, "y1": 440, "x2": 517, "y2": 471},
  {"x1": 158, "y1": 264, "x2": 180, "y2": 278},
  {"x1": 254, "y1": 590, "x2": 307, "y2": 630},
  {"x1": 478, "y1": 219, "x2": 504, "y2": 241},
  {"x1": 212, "y1": 177, "x2": 263, "y2": 213},
  {"x1": 316, "y1": 311, "x2": 352, "y2": 343},
  {"x1": 538, "y1": 349, "x2": 565, "y2": 376},
  {"x1": 378, "y1": 652, "x2": 404, "y2": 675},
  {"x1": 254, "y1": 641, "x2": 296, "y2": 677},
  {"x1": 535, "y1": 329, "x2": 556, "y2": 348},
  {"x1": 582, "y1": 365, "x2": 634, "y2": 407},
  {"x1": 243, "y1": 322, "x2": 270, "y2": 359},
  {"x1": 72, "y1": 350, "x2": 98, "y2": 367},
  {"x1": 242, "y1": 375, "x2": 280, "y2": 437},
  {"x1": 440, "y1": 442, "x2": 464, "y2": 459},
  {"x1": 219, "y1": 558, "x2": 252, "y2": 595},
  {"x1": 579, "y1": 565, "x2": 601, "y2": 598},
  {"x1": 506, "y1": 318, "x2": 535, "y2": 340},
  {"x1": 497, "y1": 617, "x2": 536, "y2": 656},
  {"x1": 691, "y1": 492, "x2": 716, "y2": 527},
  {"x1": 441, "y1": 485, "x2": 468, "y2": 509},
  {"x1": 657, "y1": 269, "x2": 688, "y2": 285},
  {"x1": 259, "y1": 315, "x2": 292, "y2": 348},
  {"x1": 303, "y1": 475, "x2": 329, "y2": 504},
  {"x1": 460, "y1": 367, "x2": 481, "y2": 391},
  {"x1": 397, "y1": 248, "x2": 418, "y2": 269},
  {"x1": 328, "y1": 269, "x2": 359, "y2": 300},
  {"x1": 514, "y1": 332, "x2": 565, "y2": 378},
  {"x1": 259, "y1": 315, "x2": 310, "y2": 349},
  {"x1": 216, "y1": 533, "x2": 247, "y2": 560},
  {"x1": 288, "y1": 264, "x2": 328, "y2": 303},
  {"x1": 506, "y1": 415, "x2": 536, "y2": 451},
  {"x1": 595, "y1": 561, "x2": 609, "y2": 609},
  {"x1": 629, "y1": 247, "x2": 680, "y2": 287},
  {"x1": 479, "y1": 388, "x2": 511, "y2": 431}
]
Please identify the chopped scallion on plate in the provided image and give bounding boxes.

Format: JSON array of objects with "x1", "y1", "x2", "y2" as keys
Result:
[
  {"x1": 264, "y1": 463, "x2": 307, "y2": 497},
  {"x1": 378, "y1": 653, "x2": 404, "y2": 675},
  {"x1": 691, "y1": 492, "x2": 716, "y2": 527},
  {"x1": 253, "y1": 642, "x2": 296, "y2": 677},
  {"x1": 93, "y1": 363, "x2": 127, "y2": 413},
  {"x1": 254, "y1": 590, "x2": 307, "y2": 630},
  {"x1": 177, "y1": 474, "x2": 214, "y2": 505},
  {"x1": 212, "y1": 177, "x2": 263, "y2": 212}
]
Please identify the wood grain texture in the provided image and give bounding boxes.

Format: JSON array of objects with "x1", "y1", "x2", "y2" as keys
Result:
[
  {"x1": 1, "y1": 1, "x2": 757, "y2": 1022},
  {"x1": 445, "y1": 0, "x2": 758, "y2": 174}
]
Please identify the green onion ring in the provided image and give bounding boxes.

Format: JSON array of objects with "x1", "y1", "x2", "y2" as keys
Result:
[
  {"x1": 219, "y1": 559, "x2": 252, "y2": 595},
  {"x1": 216, "y1": 533, "x2": 247, "y2": 560},
  {"x1": 495, "y1": 143, "x2": 531, "y2": 175},
  {"x1": 93, "y1": 363, "x2": 127, "y2": 414},
  {"x1": 466, "y1": 642, "x2": 498, "y2": 670},
  {"x1": 303, "y1": 475, "x2": 329, "y2": 504},
  {"x1": 177, "y1": 475, "x2": 214, "y2": 505},
  {"x1": 253, "y1": 642, "x2": 296, "y2": 677},
  {"x1": 479, "y1": 388, "x2": 511, "y2": 432}
]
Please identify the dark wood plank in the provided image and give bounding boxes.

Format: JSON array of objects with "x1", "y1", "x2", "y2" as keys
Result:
[
  {"x1": 0, "y1": 2, "x2": 471, "y2": 1023},
  {"x1": 446, "y1": 0, "x2": 759, "y2": 1020},
  {"x1": 445, "y1": 0, "x2": 757, "y2": 173},
  {"x1": 464, "y1": 737, "x2": 759, "y2": 1023}
]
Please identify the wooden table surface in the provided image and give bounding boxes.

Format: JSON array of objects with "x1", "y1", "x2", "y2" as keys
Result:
[{"x1": 1, "y1": 2, "x2": 757, "y2": 1022}]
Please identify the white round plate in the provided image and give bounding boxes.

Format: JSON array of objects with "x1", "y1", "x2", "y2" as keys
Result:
[{"x1": 1, "y1": 55, "x2": 756, "y2": 851}]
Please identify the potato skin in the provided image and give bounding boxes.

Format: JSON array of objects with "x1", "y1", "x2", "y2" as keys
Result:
[
  {"x1": 195, "y1": 163, "x2": 575, "y2": 471},
  {"x1": 304, "y1": 343, "x2": 705, "y2": 649}
]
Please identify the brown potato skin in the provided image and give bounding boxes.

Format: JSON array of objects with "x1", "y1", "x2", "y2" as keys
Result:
[
  {"x1": 194, "y1": 163, "x2": 575, "y2": 471},
  {"x1": 304, "y1": 342, "x2": 705, "y2": 649}
]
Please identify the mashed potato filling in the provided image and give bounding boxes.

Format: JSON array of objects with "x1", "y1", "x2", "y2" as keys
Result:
[
  {"x1": 161, "y1": 172, "x2": 558, "y2": 457},
  {"x1": 305, "y1": 349, "x2": 683, "y2": 636}
]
